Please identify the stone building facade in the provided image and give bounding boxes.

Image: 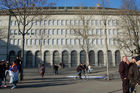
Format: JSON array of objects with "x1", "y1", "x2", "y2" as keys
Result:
[{"x1": 0, "y1": 7, "x2": 123, "y2": 68}]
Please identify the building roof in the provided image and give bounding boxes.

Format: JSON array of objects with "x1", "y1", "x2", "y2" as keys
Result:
[{"x1": 0, "y1": 7, "x2": 139, "y2": 16}]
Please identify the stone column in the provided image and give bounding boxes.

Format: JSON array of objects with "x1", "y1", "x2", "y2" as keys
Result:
[
  {"x1": 68, "y1": 53, "x2": 71, "y2": 68},
  {"x1": 112, "y1": 51, "x2": 116, "y2": 66},
  {"x1": 50, "y1": 51, "x2": 53, "y2": 66},
  {"x1": 77, "y1": 51, "x2": 80, "y2": 65},
  {"x1": 94, "y1": 51, "x2": 98, "y2": 66},
  {"x1": 32, "y1": 51, "x2": 35, "y2": 67}
]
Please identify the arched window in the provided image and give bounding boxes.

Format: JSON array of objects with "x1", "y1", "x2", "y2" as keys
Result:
[
  {"x1": 98, "y1": 50, "x2": 104, "y2": 66},
  {"x1": 80, "y1": 50, "x2": 86, "y2": 64},
  {"x1": 115, "y1": 50, "x2": 121, "y2": 66},
  {"x1": 44, "y1": 51, "x2": 50, "y2": 67},
  {"x1": 35, "y1": 51, "x2": 41, "y2": 68},
  {"x1": 26, "y1": 51, "x2": 33, "y2": 68},
  {"x1": 53, "y1": 51, "x2": 60, "y2": 65},
  {"x1": 17, "y1": 50, "x2": 21, "y2": 58},
  {"x1": 89, "y1": 50, "x2": 95, "y2": 66},
  {"x1": 62, "y1": 50, "x2": 69, "y2": 67},
  {"x1": 71, "y1": 50, "x2": 77, "y2": 67}
]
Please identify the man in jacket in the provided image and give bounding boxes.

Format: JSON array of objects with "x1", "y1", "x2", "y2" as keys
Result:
[
  {"x1": 128, "y1": 57, "x2": 137, "y2": 93},
  {"x1": 119, "y1": 56, "x2": 130, "y2": 93}
]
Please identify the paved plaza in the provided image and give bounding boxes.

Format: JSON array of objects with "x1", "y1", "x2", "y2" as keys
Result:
[{"x1": 0, "y1": 67, "x2": 122, "y2": 93}]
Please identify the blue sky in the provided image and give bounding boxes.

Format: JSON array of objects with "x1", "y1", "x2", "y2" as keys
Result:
[{"x1": 47, "y1": 0, "x2": 122, "y2": 9}]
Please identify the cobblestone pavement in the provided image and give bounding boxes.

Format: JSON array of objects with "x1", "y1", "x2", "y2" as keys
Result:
[{"x1": 0, "y1": 67, "x2": 122, "y2": 93}]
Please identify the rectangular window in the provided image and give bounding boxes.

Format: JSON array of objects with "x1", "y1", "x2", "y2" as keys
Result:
[
  {"x1": 14, "y1": 39, "x2": 17, "y2": 45},
  {"x1": 48, "y1": 39, "x2": 50, "y2": 45},
  {"x1": 112, "y1": 20, "x2": 116, "y2": 26},
  {"x1": 108, "y1": 29, "x2": 111, "y2": 35},
  {"x1": 44, "y1": 20, "x2": 47, "y2": 25},
  {"x1": 13, "y1": 39, "x2": 15, "y2": 45},
  {"x1": 52, "y1": 39, "x2": 54, "y2": 45},
  {"x1": 61, "y1": 39, "x2": 63, "y2": 45},
  {"x1": 100, "y1": 29, "x2": 103, "y2": 35},
  {"x1": 52, "y1": 29, "x2": 55, "y2": 35},
  {"x1": 95, "y1": 20, "x2": 98, "y2": 26},
  {"x1": 57, "y1": 20, "x2": 61, "y2": 25},
  {"x1": 35, "y1": 29, "x2": 39, "y2": 35},
  {"x1": 61, "y1": 29, "x2": 64, "y2": 35},
  {"x1": 88, "y1": 30, "x2": 92, "y2": 35},
  {"x1": 109, "y1": 38, "x2": 112, "y2": 45},
  {"x1": 14, "y1": 21, "x2": 17, "y2": 26},
  {"x1": 108, "y1": 20, "x2": 111, "y2": 26},
  {"x1": 57, "y1": 39, "x2": 59, "y2": 45},
  {"x1": 70, "y1": 39, "x2": 72, "y2": 45},
  {"x1": 10, "y1": 39, "x2": 13, "y2": 44},
  {"x1": 96, "y1": 29, "x2": 99, "y2": 35},
  {"x1": 17, "y1": 39, "x2": 21, "y2": 46},
  {"x1": 43, "y1": 39, "x2": 46, "y2": 45},
  {"x1": 30, "y1": 39, "x2": 32, "y2": 46},
  {"x1": 48, "y1": 29, "x2": 51, "y2": 35},
  {"x1": 14, "y1": 30, "x2": 17, "y2": 35},
  {"x1": 61, "y1": 20, "x2": 64, "y2": 25},
  {"x1": 65, "y1": 20, "x2": 68, "y2": 26},
  {"x1": 65, "y1": 39, "x2": 68, "y2": 45},
  {"x1": 39, "y1": 39, "x2": 42, "y2": 45},
  {"x1": 31, "y1": 29, "x2": 35, "y2": 35},
  {"x1": 10, "y1": 30, "x2": 14, "y2": 35},
  {"x1": 92, "y1": 39, "x2": 95, "y2": 45},
  {"x1": 35, "y1": 39, "x2": 37, "y2": 45},
  {"x1": 54, "y1": 20, "x2": 57, "y2": 26}
]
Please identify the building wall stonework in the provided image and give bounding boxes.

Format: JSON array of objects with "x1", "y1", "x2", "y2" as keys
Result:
[{"x1": 0, "y1": 8, "x2": 125, "y2": 68}]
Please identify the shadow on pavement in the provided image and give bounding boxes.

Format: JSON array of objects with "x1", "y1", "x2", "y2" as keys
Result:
[
  {"x1": 108, "y1": 89, "x2": 122, "y2": 93},
  {"x1": 16, "y1": 77, "x2": 77, "y2": 89}
]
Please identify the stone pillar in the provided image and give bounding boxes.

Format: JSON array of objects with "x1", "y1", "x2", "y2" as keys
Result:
[
  {"x1": 112, "y1": 51, "x2": 116, "y2": 66},
  {"x1": 50, "y1": 51, "x2": 53, "y2": 66},
  {"x1": 32, "y1": 51, "x2": 35, "y2": 67},
  {"x1": 77, "y1": 51, "x2": 80, "y2": 65},
  {"x1": 94, "y1": 51, "x2": 98, "y2": 66},
  {"x1": 68, "y1": 53, "x2": 71, "y2": 68}
]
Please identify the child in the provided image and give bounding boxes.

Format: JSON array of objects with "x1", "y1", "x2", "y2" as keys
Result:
[{"x1": 9, "y1": 62, "x2": 19, "y2": 89}]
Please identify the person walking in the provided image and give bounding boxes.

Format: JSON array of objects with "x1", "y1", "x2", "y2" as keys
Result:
[
  {"x1": 3, "y1": 61, "x2": 10, "y2": 87},
  {"x1": 53, "y1": 64, "x2": 59, "y2": 75},
  {"x1": 15, "y1": 57, "x2": 21, "y2": 80},
  {"x1": 128, "y1": 57, "x2": 137, "y2": 93},
  {"x1": 119, "y1": 56, "x2": 130, "y2": 93},
  {"x1": 0, "y1": 60, "x2": 5, "y2": 88},
  {"x1": 88, "y1": 65, "x2": 92, "y2": 73},
  {"x1": 76, "y1": 64, "x2": 83, "y2": 79},
  {"x1": 40, "y1": 64, "x2": 45, "y2": 78},
  {"x1": 135, "y1": 57, "x2": 140, "y2": 93},
  {"x1": 9, "y1": 62, "x2": 19, "y2": 89}
]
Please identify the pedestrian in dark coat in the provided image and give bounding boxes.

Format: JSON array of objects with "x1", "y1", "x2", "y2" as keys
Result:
[
  {"x1": 53, "y1": 64, "x2": 59, "y2": 75},
  {"x1": 76, "y1": 64, "x2": 83, "y2": 79},
  {"x1": 119, "y1": 56, "x2": 130, "y2": 93},
  {"x1": 128, "y1": 57, "x2": 137, "y2": 93},
  {"x1": 0, "y1": 60, "x2": 6, "y2": 87},
  {"x1": 40, "y1": 64, "x2": 45, "y2": 78}
]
